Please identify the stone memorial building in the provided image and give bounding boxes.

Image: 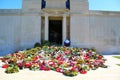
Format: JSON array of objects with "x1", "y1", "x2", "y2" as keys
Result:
[{"x1": 0, "y1": 0, "x2": 120, "y2": 55}]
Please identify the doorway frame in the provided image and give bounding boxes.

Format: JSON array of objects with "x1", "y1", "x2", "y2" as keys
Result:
[{"x1": 43, "y1": 14, "x2": 68, "y2": 45}]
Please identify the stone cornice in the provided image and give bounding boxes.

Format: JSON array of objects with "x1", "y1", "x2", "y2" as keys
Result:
[
  {"x1": 0, "y1": 9, "x2": 21, "y2": 14},
  {"x1": 90, "y1": 10, "x2": 120, "y2": 16},
  {"x1": 0, "y1": 9, "x2": 120, "y2": 17}
]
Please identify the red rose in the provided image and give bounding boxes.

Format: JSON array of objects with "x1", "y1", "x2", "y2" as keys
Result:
[
  {"x1": 45, "y1": 67, "x2": 51, "y2": 71},
  {"x1": 48, "y1": 61, "x2": 55, "y2": 66},
  {"x1": 40, "y1": 65, "x2": 47, "y2": 70},
  {"x1": 56, "y1": 57, "x2": 60, "y2": 60},
  {"x1": 11, "y1": 53, "x2": 14, "y2": 57},
  {"x1": 42, "y1": 61, "x2": 46, "y2": 65},
  {"x1": 18, "y1": 63, "x2": 23, "y2": 67},
  {"x1": 80, "y1": 70, "x2": 87, "y2": 74},
  {"x1": 56, "y1": 68, "x2": 61, "y2": 72},
  {"x1": 24, "y1": 62, "x2": 32, "y2": 68},
  {"x1": 71, "y1": 67, "x2": 76, "y2": 71},
  {"x1": 84, "y1": 56, "x2": 89, "y2": 60},
  {"x1": 2, "y1": 64, "x2": 9, "y2": 68},
  {"x1": 98, "y1": 55, "x2": 103, "y2": 59},
  {"x1": 58, "y1": 61, "x2": 63, "y2": 65}
]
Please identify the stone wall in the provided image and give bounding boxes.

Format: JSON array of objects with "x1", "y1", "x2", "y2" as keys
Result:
[
  {"x1": 46, "y1": 0, "x2": 66, "y2": 9},
  {"x1": 70, "y1": 11, "x2": 120, "y2": 54},
  {"x1": 70, "y1": 0, "x2": 89, "y2": 13},
  {"x1": 0, "y1": 11, "x2": 41, "y2": 55},
  {"x1": 89, "y1": 11, "x2": 120, "y2": 54},
  {"x1": 0, "y1": 9, "x2": 21, "y2": 55},
  {"x1": 22, "y1": 0, "x2": 41, "y2": 13},
  {"x1": 21, "y1": 14, "x2": 41, "y2": 50},
  {"x1": 70, "y1": 14, "x2": 90, "y2": 47}
]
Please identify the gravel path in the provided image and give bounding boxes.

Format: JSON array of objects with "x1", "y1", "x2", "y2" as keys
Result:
[{"x1": 0, "y1": 55, "x2": 120, "y2": 80}]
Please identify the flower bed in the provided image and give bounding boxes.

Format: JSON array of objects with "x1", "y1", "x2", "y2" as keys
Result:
[{"x1": 0, "y1": 46, "x2": 107, "y2": 76}]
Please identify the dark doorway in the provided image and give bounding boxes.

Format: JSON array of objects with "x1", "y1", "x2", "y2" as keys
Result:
[{"x1": 49, "y1": 20, "x2": 62, "y2": 45}]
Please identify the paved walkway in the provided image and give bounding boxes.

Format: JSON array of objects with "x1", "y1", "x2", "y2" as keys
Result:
[{"x1": 0, "y1": 55, "x2": 120, "y2": 80}]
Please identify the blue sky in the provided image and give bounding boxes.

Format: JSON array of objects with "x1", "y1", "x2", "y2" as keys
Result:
[
  {"x1": 89, "y1": 0, "x2": 120, "y2": 11},
  {"x1": 0, "y1": 0, "x2": 22, "y2": 9},
  {"x1": 0, "y1": 0, "x2": 120, "y2": 11}
]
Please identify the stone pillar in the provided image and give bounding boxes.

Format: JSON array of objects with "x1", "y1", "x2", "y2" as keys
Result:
[
  {"x1": 45, "y1": 14, "x2": 49, "y2": 41},
  {"x1": 63, "y1": 14, "x2": 67, "y2": 44}
]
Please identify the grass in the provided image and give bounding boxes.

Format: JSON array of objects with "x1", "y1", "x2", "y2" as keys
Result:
[
  {"x1": 113, "y1": 56, "x2": 120, "y2": 59},
  {"x1": 117, "y1": 64, "x2": 120, "y2": 66},
  {"x1": 113, "y1": 56, "x2": 120, "y2": 66}
]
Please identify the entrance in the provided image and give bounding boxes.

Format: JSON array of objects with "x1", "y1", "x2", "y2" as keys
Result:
[{"x1": 49, "y1": 20, "x2": 62, "y2": 45}]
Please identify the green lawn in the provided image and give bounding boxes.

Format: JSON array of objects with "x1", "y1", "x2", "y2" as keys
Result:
[
  {"x1": 117, "y1": 64, "x2": 120, "y2": 66},
  {"x1": 113, "y1": 56, "x2": 120, "y2": 59},
  {"x1": 113, "y1": 56, "x2": 120, "y2": 66}
]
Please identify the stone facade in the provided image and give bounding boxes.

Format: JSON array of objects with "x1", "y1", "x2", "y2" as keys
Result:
[{"x1": 0, "y1": 0, "x2": 120, "y2": 55}]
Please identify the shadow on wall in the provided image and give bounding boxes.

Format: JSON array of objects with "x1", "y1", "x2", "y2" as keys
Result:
[
  {"x1": 91, "y1": 47, "x2": 120, "y2": 55},
  {"x1": 98, "y1": 48, "x2": 120, "y2": 55},
  {"x1": 71, "y1": 43, "x2": 120, "y2": 55},
  {"x1": 0, "y1": 47, "x2": 14, "y2": 56},
  {"x1": 0, "y1": 44, "x2": 120, "y2": 56}
]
